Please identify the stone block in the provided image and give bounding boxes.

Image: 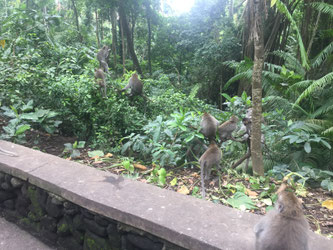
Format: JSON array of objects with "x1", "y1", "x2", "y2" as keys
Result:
[
  {"x1": 84, "y1": 218, "x2": 107, "y2": 237},
  {"x1": 83, "y1": 231, "x2": 111, "y2": 250}
]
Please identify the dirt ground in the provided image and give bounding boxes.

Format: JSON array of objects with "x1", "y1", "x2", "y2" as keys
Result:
[{"x1": 4, "y1": 128, "x2": 333, "y2": 238}]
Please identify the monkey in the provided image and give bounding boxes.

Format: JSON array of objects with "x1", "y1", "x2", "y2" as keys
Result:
[
  {"x1": 254, "y1": 190, "x2": 309, "y2": 250},
  {"x1": 198, "y1": 141, "x2": 222, "y2": 198},
  {"x1": 0, "y1": 147, "x2": 18, "y2": 157},
  {"x1": 217, "y1": 115, "x2": 239, "y2": 142},
  {"x1": 121, "y1": 73, "x2": 143, "y2": 97},
  {"x1": 94, "y1": 68, "x2": 107, "y2": 97},
  {"x1": 200, "y1": 112, "x2": 219, "y2": 141},
  {"x1": 97, "y1": 45, "x2": 111, "y2": 73}
]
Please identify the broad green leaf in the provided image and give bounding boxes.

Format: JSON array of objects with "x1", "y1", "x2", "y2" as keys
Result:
[
  {"x1": 88, "y1": 150, "x2": 104, "y2": 157},
  {"x1": 78, "y1": 141, "x2": 86, "y2": 148},
  {"x1": 226, "y1": 192, "x2": 257, "y2": 210},
  {"x1": 304, "y1": 142, "x2": 311, "y2": 153},
  {"x1": 15, "y1": 125, "x2": 30, "y2": 136}
]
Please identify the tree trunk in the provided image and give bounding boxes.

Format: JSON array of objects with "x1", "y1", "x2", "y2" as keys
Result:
[
  {"x1": 95, "y1": 9, "x2": 100, "y2": 48},
  {"x1": 71, "y1": 0, "x2": 80, "y2": 35},
  {"x1": 110, "y1": 8, "x2": 117, "y2": 75},
  {"x1": 118, "y1": 2, "x2": 143, "y2": 76},
  {"x1": 120, "y1": 14, "x2": 126, "y2": 75},
  {"x1": 145, "y1": 0, "x2": 152, "y2": 76},
  {"x1": 307, "y1": 4, "x2": 322, "y2": 56},
  {"x1": 250, "y1": 0, "x2": 264, "y2": 176}
]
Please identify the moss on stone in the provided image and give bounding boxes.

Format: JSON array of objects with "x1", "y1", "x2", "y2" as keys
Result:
[
  {"x1": 84, "y1": 231, "x2": 111, "y2": 250},
  {"x1": 27, "y1": 186, "x2": 45, "y2": 218}
]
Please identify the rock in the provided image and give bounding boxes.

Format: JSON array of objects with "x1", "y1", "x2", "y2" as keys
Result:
[
  {"x1": 0, "y1": 172, "x2": 5, "y2": 184},
  {"x1": 41, "y1": 216, "x2": 58, "y2": 232},
  {"x1": 49, "y1": 193, "x2": 65, "y2": 205},
  {"x1": 94, "y1": 215, "x2": 109, "y2": 227},
  {"x1": 58, "y1": 236, "x2": 83, "y2": 250},
  {"x1": 81, "y1": 208, "x2": 95, "y2": 219},
  {"x1": 1, "y1": 182, "x2": 12, "y2": 191},
  {"x1": 3, "y1": 199, "x2": 15, "y2": 210},
  {"x1": 41, "y1": 228, "x2": 58, "y2": 244},
  {"x1": 15, "y1": 195, "x2": 31, "y2": 216},
  {"x1": 10, "y1": 177, "x2": 23, "y2": 188},
  {"x1": 0, "y1": 190, "x2": 16, "y2": 202},
  {"x1": 57, "y1": 217, "x2": 72, "y2": 236},
  {"x1": 83, "y1": 231, "x2": 111, "y2": 250},
  {"x1": 64, "y1": 201, "x2": 79, "y2": 215},
  {"x1": 73, "y1": 214, "x2": 85, "y2": 231},
  {"x1": 84, "y1": 218, "x2": 107, "y2": 237},
  {"x1": 27, "y1": 186, "x2": 46, "y2": 217},
  {"x1": 126, "y1": 233, "x2": 163, "y2": 250},
  {"x1": 45, "y1": 196, "x2": 63, "y2": 218}
]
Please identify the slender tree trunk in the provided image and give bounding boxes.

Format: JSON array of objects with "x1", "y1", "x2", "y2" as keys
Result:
[
  {"x1": 118, "y1": 2, "x2": 143, "y2": 76},
  {"x1": 95, "y1": 9, "x2": 100, "y2": 48},
  {"x1": 110, "y1": 8, "x2": 118, "y2": 75},
  {"x1": 250, "y1": 0, "x2": 264, "y2": 176},
  {"x1": 120, "y1": 15, "x2": 126, "y2": 75},
  {"x1": 100, "y1": 17, "x2": 104, "y2": 42},
  {"x1": 145, "y1": 0, "x2": 152, "y2": 76},
  {"x1": 307, "y1": 5, "x2": 322, "y2": 56},
  {"x1": 71, "y1": 0, "x2": 82, "y2": 41}
]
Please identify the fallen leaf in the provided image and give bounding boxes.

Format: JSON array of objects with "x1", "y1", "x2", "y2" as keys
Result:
[
  {"x1": 245, "y1": 188, "x2": 258, "y2": 197},
  {"x1": 191, "y1": 173, "x2": 200, "y2": 178},
  {"x1": 90, "y1": 155, "x2": 100, "y2": 160},
  {"x1": 322, "y1": 200, "x2": 333, "y2": 210},
  {"x1": 92, "y1": 161, "x2": 103, "y2": 165},
  {"x1": 104, "y1": 153, "x2": 113, "y2": 158},
  {"x1": 133, "y1": 163, "x2": 147, "y2": 171},
  {"x1": 177, "y1": 185, "x2": 190, "y2": 195}
]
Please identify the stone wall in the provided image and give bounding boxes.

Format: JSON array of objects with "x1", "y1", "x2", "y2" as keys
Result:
[
  {"x1": 0, "y1": 140, "x2": 332, "y2": 250},
  {"x1": 0, "y1": 172, "x2": 183, "y2": 250}
]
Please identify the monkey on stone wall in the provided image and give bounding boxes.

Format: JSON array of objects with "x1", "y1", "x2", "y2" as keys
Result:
[{"x1": 254, "y1": 187, "x2": 309, "y2": 250}]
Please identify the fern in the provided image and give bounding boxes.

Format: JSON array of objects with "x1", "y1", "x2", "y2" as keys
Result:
[
  {"x1": 271, "y1": 50, "x2": 305, "y2": 76},
  {"x1": 310, "y1": 98, "x2": 333, "y2": 118},
  {"x1": 312, "y1": 2, "x2": 333, "y2": 17},
  {"x1": 295, "y1": 72, "x2": 333, "y2": 105},
  {"x1": 312, "y1": 41, "x2": 333, "y2": 68},
  {"x1": 287, "y1": 80, "x2": 313, "y2": 94},
  {"x1": 223, "y1": 69, "x2": 252, "y2": 90}
]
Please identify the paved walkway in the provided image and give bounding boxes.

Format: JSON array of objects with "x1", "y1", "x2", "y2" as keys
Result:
[{"x1": 0, "y1": 217, "x2": 54, "y2": 250}]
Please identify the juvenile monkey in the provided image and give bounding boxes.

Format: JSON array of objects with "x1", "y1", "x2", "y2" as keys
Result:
[
  {"x1": 121, "y1": 73, "x2": 143, "y2": 96},
  {"x1": 200, "y1": 112, "x2": 219, "y2": 141},
  {"x1": 198, "y1": 141, "x2": 222, "y2": 198},
  {"x1": 254, "y1": 190, "x2": 309, "y2": 250},
  {"x1": 218, "y1": 115, "x2": 239, "y2": 142},
  {"x1": 97, "y1": 45, "x2": 111, "y2": 73},
  {"x1": 94, "y1": 68, "x2": 107, "y2": 97}
]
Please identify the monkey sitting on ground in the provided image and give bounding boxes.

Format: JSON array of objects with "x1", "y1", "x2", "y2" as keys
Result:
[
  {"x1": 97, "y1": 45, "x2": 111, "y2": 73},
  {"x1": 94, "y1": 68, "x2": 107, "y2": 98},
  {"x1": 254, "y1": 189, "x2": 309, "y2": 250},
  {"x1": 198, "y1": 141, "x2": 222, "y2": 198},
  {"x1": 200, "y1": 112, "x2": 219, "y2": 141},
  {"x1": 217, "y1": 115, "x2": 239, "y2": 142},
  {"x1": 121, "y1": 73, "x2": 143, "y2": 97}
]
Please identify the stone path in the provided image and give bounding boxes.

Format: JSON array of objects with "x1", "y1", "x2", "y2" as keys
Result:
[{"x1": 0, "y1": 217, "x2": 54, "y2": 250}]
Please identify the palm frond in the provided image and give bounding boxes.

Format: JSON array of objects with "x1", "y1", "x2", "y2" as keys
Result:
[
  {"x1": 271, "y1": 50, "x2": 305, "y2": 76},
  {"x1": 312, "y1": 41, "x2": 333, "y2": 68},
  {"x1": 323, "y1": 126, "x2": 333, "y2": 136},
  {"x1": 287, "y1": 80, "x2": 313, "y2": 94},
  {"x1": 310, "y1": 98, "x2": 333, "y2": 118},
  {"x1": 223, "y1": 60, "x2": 241, "y2": 70},
  {"x1": 264, "y1": 62, "x2": 283, "y2": 73},
  {"x1": 312, "y1": 2, "x2": 333, "y2": 17},
  {"x1": 275, "y1": 0, "x2": 310, "y2": 70},
  {"x1": 224, "y1": 69, "x2": 252, "y2": 90},
  {"x1": 295, "y1": 72, "x2": 333, "y2": 105},
  {"x1": 304, "y1": 119, "x2": 326, "y2": 130}
]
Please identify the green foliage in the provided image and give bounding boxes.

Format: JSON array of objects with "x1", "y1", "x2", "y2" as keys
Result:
[
  {"x1": 64, "y1": 141, "x2": 86, "y2": 158},
  {"x1": 0, "y1": 100, "x2": 61, "y2": 142}
]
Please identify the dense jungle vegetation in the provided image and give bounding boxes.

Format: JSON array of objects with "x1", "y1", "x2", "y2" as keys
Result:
[{"x1": 0, "y1": 0, "x2": 332, "y2": 236}]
